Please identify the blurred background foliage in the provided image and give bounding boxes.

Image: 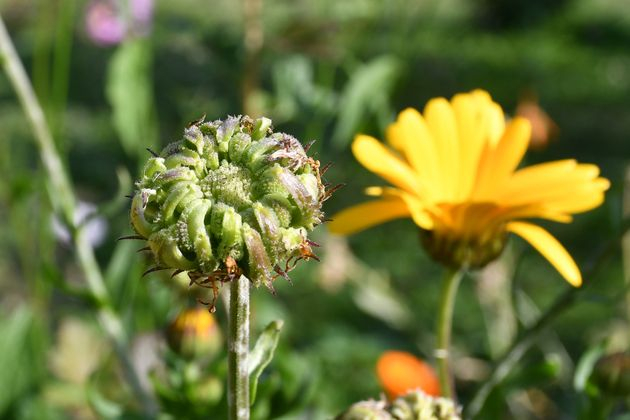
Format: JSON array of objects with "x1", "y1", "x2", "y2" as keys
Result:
[{"x1": 0, "y1": 0, "x2": 629, "y2": 418}]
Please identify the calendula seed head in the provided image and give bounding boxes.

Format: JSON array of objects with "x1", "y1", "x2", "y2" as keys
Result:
[
  {"x1": 336, "y1": 399, "x2": 391, "y2": 420},
  {"x1": 389, "y1": 390, "x2": 461, "y2": 420},
  {"x1": 130, "y1": 115, "x2": 325, "y2": 293}
]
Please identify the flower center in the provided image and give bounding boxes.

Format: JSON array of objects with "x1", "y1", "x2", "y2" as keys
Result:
[{"x1": 201, "y1": 161, "x2": 253, "y2": 211}]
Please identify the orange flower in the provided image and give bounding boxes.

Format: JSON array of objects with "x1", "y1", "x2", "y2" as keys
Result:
[{"x1": 377, "y1": 351, "x2": 440, "y2": 399}]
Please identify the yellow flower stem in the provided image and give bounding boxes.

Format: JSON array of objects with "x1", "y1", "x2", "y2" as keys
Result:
[
  {"x1": 435, "y1": 268, "x2": 464, "y2": 400},
  {"x1": 228, "y1": 275, "x2": 250, "y2": 420}
]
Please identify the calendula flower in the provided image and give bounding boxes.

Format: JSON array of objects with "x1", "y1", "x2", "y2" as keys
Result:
[
  {"x1": 377, "y1": 351, "x2": 440, "y2": 400},
  {"x1": 328, "y1": 90, "x2": 609, "y2": 286}
]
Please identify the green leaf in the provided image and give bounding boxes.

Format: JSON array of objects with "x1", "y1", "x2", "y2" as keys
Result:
[
  {"x1": 106, "y1": 39, "x2": 157, "y2": 156},
  {"x1": 86, "y1": 376, "x2": 124, "y2": 419},
  {"x1": 574, "y1": 340, "x2": 607, "y2": 393},
  {"x1": 0, "y1": 307, "x2": 34, "y2": 414},
  {"x1": 249, "y1": 320, "x2": 284, "y2": 405},
  {"x1": 331, "y1": 55, "x2": 401, "y2": 149}
]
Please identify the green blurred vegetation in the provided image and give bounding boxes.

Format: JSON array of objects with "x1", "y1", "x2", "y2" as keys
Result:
[{"x1": 0, "y1": 0, "x2": 629, "y2": 418}]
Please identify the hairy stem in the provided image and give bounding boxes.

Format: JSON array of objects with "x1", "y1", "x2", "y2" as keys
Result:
[
  {"x1": 0, "y1": 15, "x2": 156, "y2": 415},
  {"x1": 435, "y1": 268, "x2": 464, "y2": 400},
  {"x1": 228, "y1": 275, "x2": 250, "y2": 420}
]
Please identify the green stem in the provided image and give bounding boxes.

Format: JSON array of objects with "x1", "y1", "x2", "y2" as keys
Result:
[
  {"x1": 435, "y1": 268, "x2": 464, "y2": 400},
  {"x1": 228, "y1": 275, "x2": 250, "y2": 420},
  {"x1": 0, "y1": 15, "x2": 157, "y2": 415}
]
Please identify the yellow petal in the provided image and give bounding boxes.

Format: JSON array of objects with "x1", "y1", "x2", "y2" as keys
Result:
[
  {"x1": 473, "y1": 117, "x2": 531, "y2": 200},
  {"x1": 485, "y1": 102, "x2": 506, "y2": 147},
  {"x1": 500, "y1": 161, "x2": 609, "y2": 213},
  {"x1": 352, "y1": 135, "x2": 421, "y2": 196},
  {"x1": 424, "y1": 98, "x2": 459, "y2": 200},
  {"x1": 387, "y1": 108, "x2": 441, "y2": 201},
  {"x1": 451, "y1": 93, "x2": 488, "y2": 199},
  {"x1": 507, "y1": 221, "x2": 582, "y2": 287},
  {"x1": 327, "y1": 198, "x2": 411, "y2": 235},
  {"x1": 362, "y1": 186, "x2": 433, "y2": 229},
  {"x1": 498, "y1": 159, "x2": 578, "y2": 201}
]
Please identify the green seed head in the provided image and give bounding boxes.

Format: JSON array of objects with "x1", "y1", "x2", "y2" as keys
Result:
[
  {"x1": 336, "y1": 400, "x2": 391, "y2": 420},
  {"x1": 130, "y1": 116, "x2": 325, "y2": 292},
  {"x1": 389, "y1": 390, "x2": 461, "y2": 420}
]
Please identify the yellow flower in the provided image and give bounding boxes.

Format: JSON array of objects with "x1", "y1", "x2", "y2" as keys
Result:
[{"x1": 328, "y1": 90, "x2": 609, "y2": 286}]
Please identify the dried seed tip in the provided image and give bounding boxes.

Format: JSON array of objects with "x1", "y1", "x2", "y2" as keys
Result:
[
  {"x1": 142, "y1": 266, "x2": 167, "y2": 277},
  {"x1": 129, "y1": 115, "x2": 329, "y2": 299},
  {"x1": 320, "y1": 161, "x2": 333, "y2": 175},
  {"x1": 117, "y1": 234, "x2": 146, "y2": 241}
]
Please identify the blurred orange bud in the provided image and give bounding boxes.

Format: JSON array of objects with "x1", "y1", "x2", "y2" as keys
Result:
[
  {"x1": 515, "y1": 91, "x2": 559, "y2": 151},
  {"x1": 167, "y1": 307, "x2": 223, "y2": 360},
  {"x1": 376, "y1": 351, "x2": 440, "y2": 400}
]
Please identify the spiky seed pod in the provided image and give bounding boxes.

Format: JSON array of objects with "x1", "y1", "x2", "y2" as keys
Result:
[
  {"x1": 389, "y1": 390, "x2": 461, "y2": 420},
  {"x1": 336, "y1": 400, "x2": 392, "y2": 420},
  {"x1": 130, "y1": 115, "x2": 325, "y2": 293}
]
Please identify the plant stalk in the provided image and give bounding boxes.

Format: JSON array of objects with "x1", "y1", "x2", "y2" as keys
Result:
[
  {"x1": 435, "y1": 268, "x2": 464, "y2": 400},
  {"x1": 0, "y1": 15, "x2": 156, "y2": 415},
  {"x1": 228, "y1": 275, "x2": 250, "y2": 420}
]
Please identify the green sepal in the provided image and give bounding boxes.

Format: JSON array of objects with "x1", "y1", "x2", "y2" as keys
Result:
[
  {"x1": 218, "y1": 206, "x2": 244, "y2": 260},
  {"x1": 253, "y1": 201, "x2": 282, "y2": 259},
  {"x1": 161, "y1": 182, "x2": 202, "y2": 224},
  {"x1": 242, "y1": 223, "x2": 273, "y2": 288},
  {"x1": 130, "y1": 189, "x2": 155, "y2": 238},
  {"x1": 148, "y1": 229, "x2": 196, "y2": 270},
  {"x1": 251, "y1": 117, "x2": 272, "y2": 141},
  {"x1": 228, "y1": 131, "x2": 252, "y2": 163},
  {"x1": 185, "y1": 199, "x2": 217, "y2": 272},
  {"x1": 142, "y1": 157, "x2": 166, "y2": 179}
]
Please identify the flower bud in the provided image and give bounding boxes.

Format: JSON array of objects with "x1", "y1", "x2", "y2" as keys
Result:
[
  {"x1": 130, "y1": 116, "x2": 326, "y2": 296},
  {"x1": 167, "y1": 307, "x2": 222, "y2": 360},
  {"x1": 376, "y1": 351, "x2": 440, "y2": 400}
]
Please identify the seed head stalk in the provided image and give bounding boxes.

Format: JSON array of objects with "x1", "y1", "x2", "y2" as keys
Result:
[{"x1": 228, "y1": 275, "x2": 250, "y2": 420}]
